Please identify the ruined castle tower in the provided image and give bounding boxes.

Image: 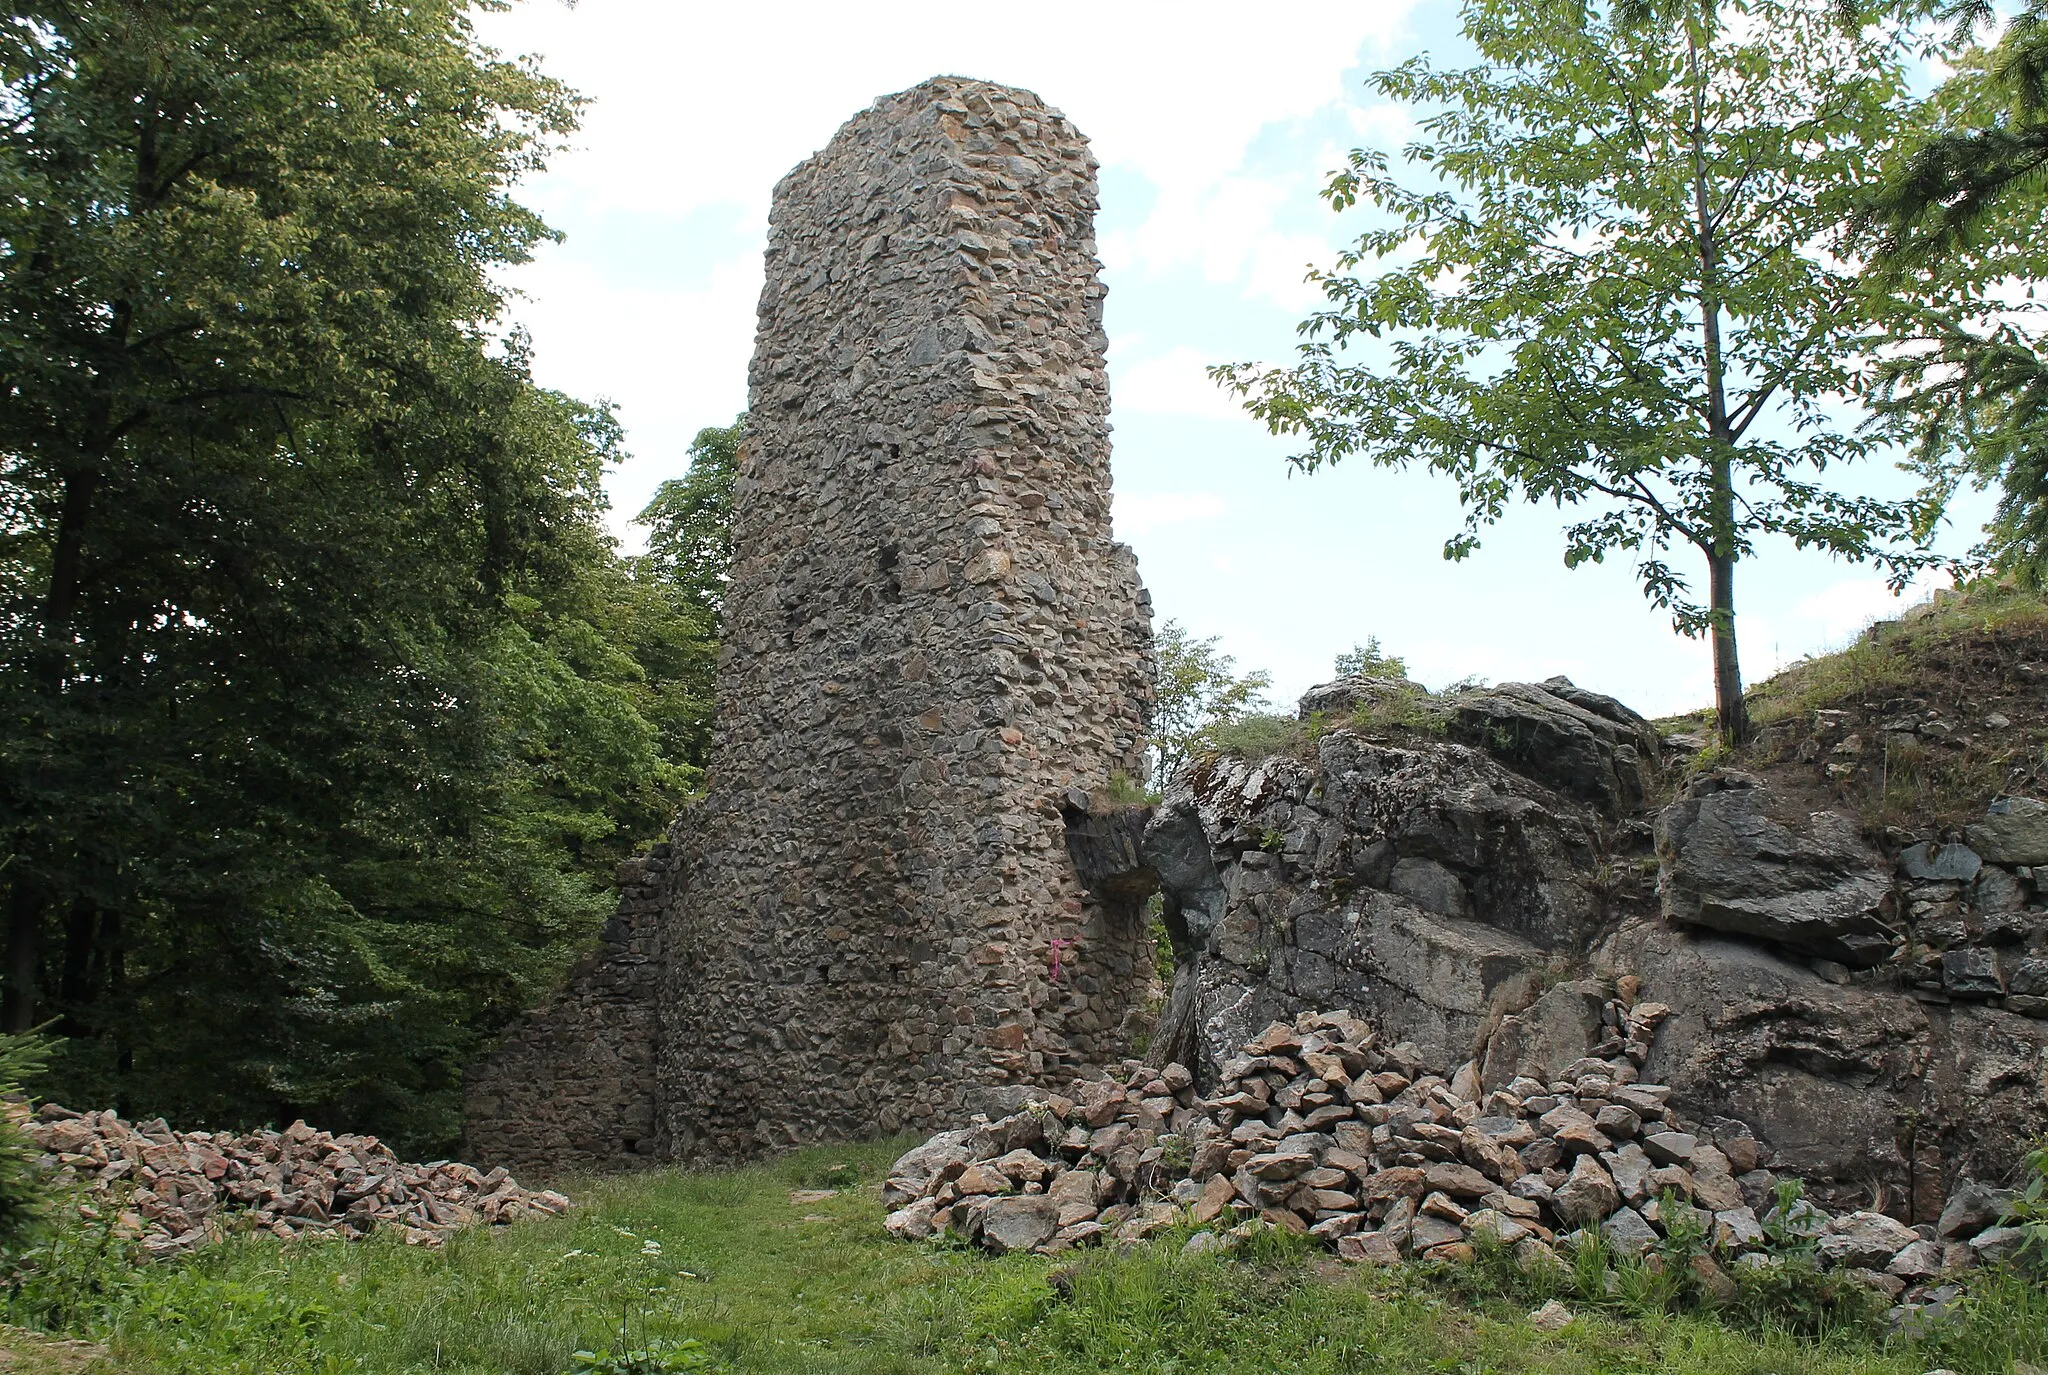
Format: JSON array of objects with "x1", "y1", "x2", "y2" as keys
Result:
[
  {"x1": 657, "y1": 76, "x2": 1154, "y2": 1160},
  {"x1": 464, "y1": 77, "x2": 1156, "y2": 1170}
]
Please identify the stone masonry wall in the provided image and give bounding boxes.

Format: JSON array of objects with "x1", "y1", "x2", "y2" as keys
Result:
[
  {"x1": 654, "y1": 78, "x2": 1155, "y2": 1161},
  {"x1": 463, "y1": 847, "x2": 668, "y2": 1174}
]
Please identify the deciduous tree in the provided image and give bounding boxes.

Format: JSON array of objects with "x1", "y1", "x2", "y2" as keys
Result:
[
  {"x1": 1218, "y1": 0, "x2": 1950, "y2": 741},
  {"x1": 0, "y1": 1, "x2": 706, "y2": 1150}
]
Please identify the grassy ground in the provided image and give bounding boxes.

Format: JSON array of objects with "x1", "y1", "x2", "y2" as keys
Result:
[
  {"x1": 3, "y1": 1142, "x2": 2045, "y2": 1375},
  {"x1": 1661, "y1": 583, "x2": 2048, "y2": 835}
]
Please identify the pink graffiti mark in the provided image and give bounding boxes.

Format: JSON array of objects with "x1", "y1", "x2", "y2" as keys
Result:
[{"x1": 1049, "y1": 938, "x2": 1077, "y2": 983}]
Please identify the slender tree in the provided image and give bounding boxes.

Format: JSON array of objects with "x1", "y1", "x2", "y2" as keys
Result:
[
  {"x1": 1217, "y1": 0, "x2": 1949, "y2": 741},
  {"x1": 1149, "y1": 621, "x2": 1272, "y2": 791}
]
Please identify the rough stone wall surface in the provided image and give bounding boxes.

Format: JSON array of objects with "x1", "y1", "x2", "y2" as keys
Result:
[
  {"x1": 463, "y1": 848, "x2": 668, "y2": 1174},
  {"x1": 655, "y1": 76, "x2": 1154, "y2": 1161}
]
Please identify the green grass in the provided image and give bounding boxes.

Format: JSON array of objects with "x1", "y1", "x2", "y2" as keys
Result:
[
  {"x1": 1652, "y1": 583, "x2": 2048, "y2": 832},
  {"x1": 3, "y1": 1143, "x2": 2045, "y2": 1375},
  {"x1": 1197, "y1": 712, "x2": 1310, "y2": 764},
  {"x1": 1745, "y1": 584, "x2": 2048, "y2": 730}
]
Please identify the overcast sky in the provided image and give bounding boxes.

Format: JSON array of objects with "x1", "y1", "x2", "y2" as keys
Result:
[{"x1": 472, "y1": 0, "x2": 1976, "y2": 718}]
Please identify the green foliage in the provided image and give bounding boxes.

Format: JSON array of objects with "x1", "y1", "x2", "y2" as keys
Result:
[
  {"x1": 1723, "y1": 1255, "x2": 1887, "y2": 1338},
  {"x1": 1, "y1": 1208, "x2": 142, "y2": 1337},
  {"x1": 0, "y1": 1034, "x2": 51, "y2": 1256},
  {"x1": 1098, "y1": 770, "x2": 1157, "y2": 807},
  {"x1": 1651, "y1": 1192, "x2": 1709, "y2": 1268},
  {"x1": 1217, "y1": 0, "x2": 1954, "y2": 739},
  {"x1": 1149, "y1": 621, "x2": 1273, "y2": 789},
  {"x1": 0, "y1": 1, "x2": 716, "y2": 1153},
  {"x1": 2004, "y1": 1138, "x2": 2048, "y2": 1269},
  {"x1": 1195, "y1": 714, "x2": 1307, "y2": 764},
  {"x1": 638, "y1": 421, "x2": 742, "y2": 622},
  {"x1": 1350, "y1": 682, "x2": 1448, "y2": 736},
  {"x1": 1864, "y1": 2, "x2": 2048, "y2": 585},
  {"x1": 1759, "y1": 1177, "x2": 1826, "y2": 1259},
  {"x1": 616, "y1": 418, "x2": 741, "y2": 782},
  {"x1": 1146, "y1": 896, "x2": 1174, "y2": 988},
  {"x1": 1444, "y1": 1224, "x2": 1884, "y2": 1340},
  {"x1": 1333, "y1": 637, "x2": 1408, "y2": 681}
]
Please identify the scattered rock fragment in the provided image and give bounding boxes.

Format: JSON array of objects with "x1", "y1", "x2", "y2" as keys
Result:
[
  {"x1": 22, "y1": 1104, "x2": 568, "y2": 1256},
  {"x1": 880, "y1": 998, "x2": 2027, "y2": 1345}
]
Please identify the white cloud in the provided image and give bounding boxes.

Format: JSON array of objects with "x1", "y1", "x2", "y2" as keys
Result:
[
  {"x1": 1099, "y1": 163, "x2": 1343, "y2": 309},
  {"x1": 477, "y1": 0, "x2": 1418, "y2": 222},
  {"x1": 1113, "y1": 491, "x2": 1229, "y2": 539},
  {"x1": 1113, "y1": 346, "x2": 1262, "y2": 421},
  {"x1": 1741, "y1": 571, "x2": 1949, "y2": 680},
  {"x1": 507, "y1": 242, "x2": 761, "y2": 534}
]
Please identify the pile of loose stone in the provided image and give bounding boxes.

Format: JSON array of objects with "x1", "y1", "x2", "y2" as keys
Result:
[
  {"x1": 884, "y1": 999, "x2": 2030, "y2": 1320},
  {"x1": 22, "y1": 1104, "x2": 570, "y2": 1256}
]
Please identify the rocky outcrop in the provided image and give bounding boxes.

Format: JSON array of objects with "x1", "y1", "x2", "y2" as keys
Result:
[
  {"x1": 1148, "y1": 678, "x2": 2048, "y2": 1219},
  {"x1": 1655, "y1": 773, "x2": 1901, "y2": 966},
  {"x1": 1445, "y1": 678, "x2": 1659, "y2": 815},
  {"x1": 1150, "y1": 687, "x2": 1625, "y2": 1085}
]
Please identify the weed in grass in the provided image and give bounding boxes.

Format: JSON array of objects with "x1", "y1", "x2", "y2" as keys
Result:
[{"x1": 2004, "y1": 1140, "x2": 2048, "y2": 1270}]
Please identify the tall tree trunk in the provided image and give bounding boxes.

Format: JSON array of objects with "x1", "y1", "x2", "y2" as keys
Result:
[
  {"x1": 1688, "y1": 22, "x2": 1748, "y2": 746},
  {"x1": 59, "y1": 895, "x2": 99, "y2": 1036},
  {"x1": 1709, "y1": 546, "x2": 1747, "y2": 746},
  {"x1": 4, "y1": 881, "x2": 40, "y2": 1033}
]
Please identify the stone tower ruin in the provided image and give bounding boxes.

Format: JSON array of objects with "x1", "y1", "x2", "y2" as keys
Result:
[{"x1": 466, "y1": 77, "x2": 1157, "y2": 1171}]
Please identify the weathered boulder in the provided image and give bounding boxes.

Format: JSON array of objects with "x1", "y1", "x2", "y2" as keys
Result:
[
  {"x1": 1479, "y1": 981, "x2": 1608, "y2": 1092},
  {"x1": 1604, "y1": 917, "x2": 2048, "y2": 1213},
  {"x1": 1818, "y1": 1210, "x2": 1919, "y2": 1269},
  {"x1": 1900, "y1": 842, "x2": 1982, "y2": 883},
  {"x1": 1296, "y1": 674, "x2": 1433, "y2": 722},
  {"x1": 1062, "y1": 801, "x2": 1159, "y2": 906},
  {"x1": 1966, "y1": 796, "x2": 2048, "y2": 866},
  {"x1": 981, "y1": 1196, "x2": 1061, "y2": 1255},
  {"x1": 884, "y1": 1126, "x2": 997, "y2": 1208},
  {"x1": 1554, "y1": 1154, "x2": 1622, "y2": 1225},
  {"x1": 1603, "y1": 1205, "x2": 1659, "y2": 1255},
  {"x1": 1445, "y1": 678, "x2": 1658, "y2": 815},
  {"x1": 1936, "y1": 1182, "x2": 2014, "y2": 1240},
  {"x1": 1655, "y1": 773, "x2": 1901, "y2": 966}
]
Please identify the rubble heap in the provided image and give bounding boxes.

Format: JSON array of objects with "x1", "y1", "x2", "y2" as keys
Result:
[
  {"x1": 22, "y1": 1104, "x2": 571, "y2": 1256},
  {"x1": 883, "y1": 998, "x2": 2031, "y2": 1314}
]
